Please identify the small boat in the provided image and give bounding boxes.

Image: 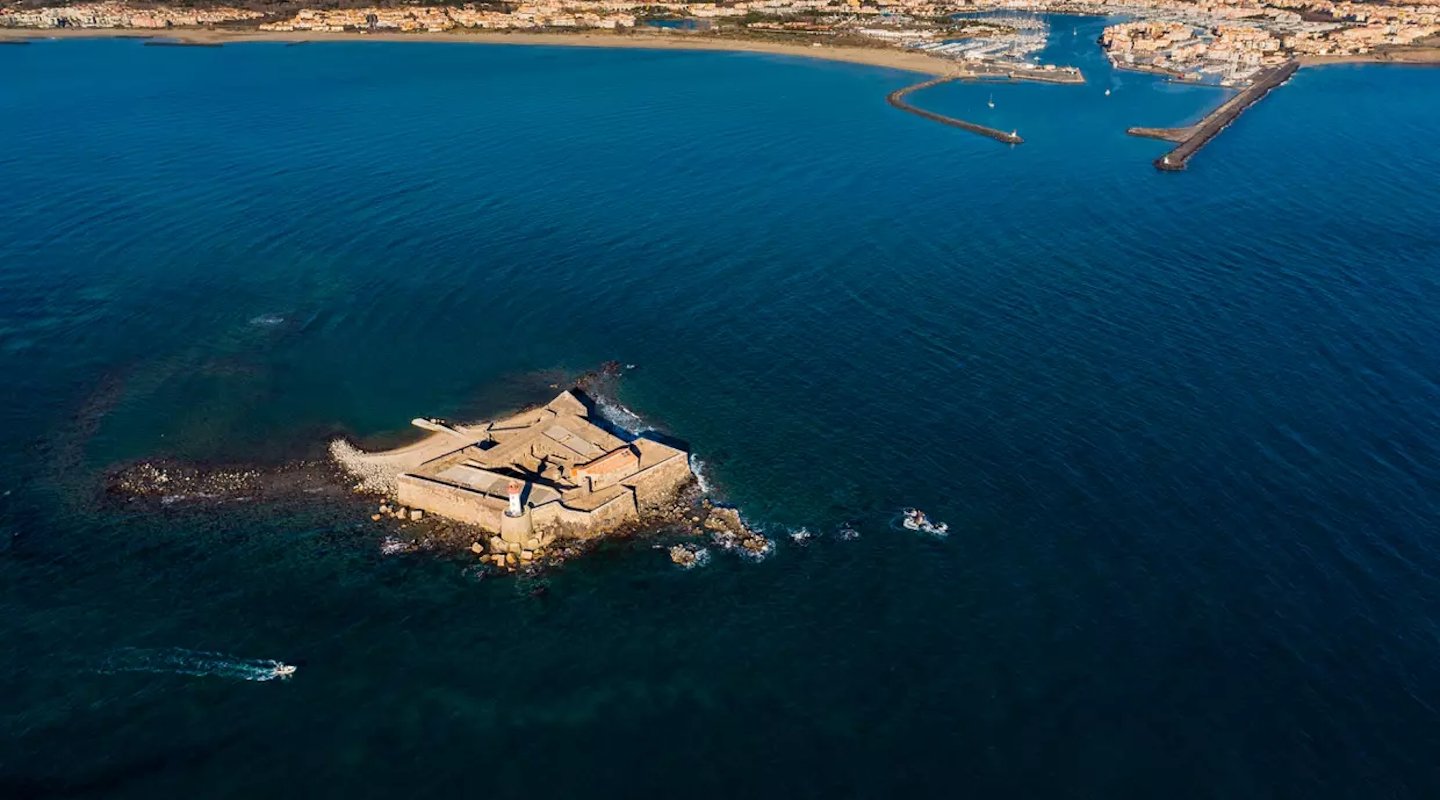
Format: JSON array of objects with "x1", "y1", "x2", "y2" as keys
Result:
[
  {"x1": 271, "y1": 663, "x2": 297, "y2": 679},
  {"x1": 1104, "y1": 88, "x2": 1111, "y2": 96},
  {"x1": 987, "y1": 93, "x2": 995, "y2": 109},
  {"x1": 902, "y1": 508, "x2": 949, "y2": 535}
]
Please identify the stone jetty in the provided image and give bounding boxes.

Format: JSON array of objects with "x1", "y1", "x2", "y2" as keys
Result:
[
  {"x1": 1130, "y1": 61, "x2": 1299, "y2": 171},
  {"x1": 886, "y1": 77, "x2": 1024, "y2": 145}
]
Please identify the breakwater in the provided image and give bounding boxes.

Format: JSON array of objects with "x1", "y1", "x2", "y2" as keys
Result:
[
  {"x1": 1132, "y1": 61, "x2": 1299, "y2": 171},
  {"x1": 887, "y1": 77, "x2": 1023, "y2": 144}
]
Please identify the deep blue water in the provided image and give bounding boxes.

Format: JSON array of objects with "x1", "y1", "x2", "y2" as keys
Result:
[{"x1": 3, "y1": 17, "x2": 1440, "y2": 798}]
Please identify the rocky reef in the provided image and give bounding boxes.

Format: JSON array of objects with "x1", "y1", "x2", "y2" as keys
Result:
[{"x1": 102, "y1": 364, "x2": 769, "y2": 575}]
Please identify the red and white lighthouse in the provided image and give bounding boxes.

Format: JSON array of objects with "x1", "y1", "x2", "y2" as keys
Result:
[{"x1": 506, "y1": 480, "x2": 523, "y2": 518}]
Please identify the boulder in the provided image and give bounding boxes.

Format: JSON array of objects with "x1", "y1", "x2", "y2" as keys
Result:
[
  {"x1": 370, "y1": 513, "x2": 382, "y2": 522},
  {"x1": 470, "y1": 542, "x2": 484, "y2": 555},
  {"x1": 520, "y1": 550, "x2": 533, "y2": 561},
  {"x1": 409, "y1": 509, "x2": 424, "y2": 521},
  {"x1": 709, "y1": 507, "x2": 744, "y2": 531},
  {"x1": 669, "y1": 545, "x2": 697, "y2": 566}
]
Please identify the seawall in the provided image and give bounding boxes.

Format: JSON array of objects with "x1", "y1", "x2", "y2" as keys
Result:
[
  {"x1": 1134, "y1": 61, "x2": 1299, "y2": 171},
  {"x1": 887, "y1": 77, "x2": 1023, "y2": 145}
]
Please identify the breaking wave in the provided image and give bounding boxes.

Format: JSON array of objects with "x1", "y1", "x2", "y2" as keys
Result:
[
  {"x1": 688, "y1": 454, "x2": 714, "y2": 494},
  {"x1": 678, "y1": 547, "x2": 711, "y2": 569},
  {"x1": 97, "y1": 647, "x2": 295, "y2": 682},
  {"x1": 592, "y1": 396, "x2": 645, "y2": 436},
  {"x1": 380, "y1": 536, "x2": 418, "y2": 555}
]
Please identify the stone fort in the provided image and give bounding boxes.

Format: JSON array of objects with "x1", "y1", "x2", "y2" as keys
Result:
[{"x1": 349, "y1": 391, "x2": 693, "y2": 546}]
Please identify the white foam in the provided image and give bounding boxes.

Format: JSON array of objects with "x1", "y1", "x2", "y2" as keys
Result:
[
  {"x1": 789, "y1": 527, "x2": 814, "y2": 545},
  {"x1": 593, "y1": 396, "x2": 645, "y2": 436},
  {"x1": 379, "y1": 536, "x2": 417, "y2": 555},
  {"x1": 97, "y1": 647, "x2": 295, "y2": 682},
  {"x1": 249, "y1": 314, "x2": 285, "y2": 327},
  {"x1": 688, "y1": 454, "x2": 714, "y2": 494},
  {"x1": 837, "y1": 524, "x2": 860, "y2": 541}
]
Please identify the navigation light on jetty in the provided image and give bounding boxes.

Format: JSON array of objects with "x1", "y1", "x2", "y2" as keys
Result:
[{"x1": 506, "y1": 480, "x2": 523, "y2": 518}]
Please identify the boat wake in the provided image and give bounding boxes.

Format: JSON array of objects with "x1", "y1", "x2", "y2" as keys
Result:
[{"x1": 97, "y1": 647, "x2": 297, "y2": 682}]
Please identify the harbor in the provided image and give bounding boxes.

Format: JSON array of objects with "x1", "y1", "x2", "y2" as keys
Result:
[{"x1": 887, "y1": 76, "x2": 1024, "y2": 144}]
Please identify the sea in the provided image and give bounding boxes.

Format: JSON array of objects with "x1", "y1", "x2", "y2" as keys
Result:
[{"x1": 3, "y1": 16, "x2": 1439, "y2": 799}]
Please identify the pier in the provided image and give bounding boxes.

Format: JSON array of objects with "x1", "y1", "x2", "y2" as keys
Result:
[
  {"x1": 1130, "y1": 61, "x2": 1299, "y2": 171},
  {"x1": 887, "y1": 77, "x2": 1023, "y2": 145}
]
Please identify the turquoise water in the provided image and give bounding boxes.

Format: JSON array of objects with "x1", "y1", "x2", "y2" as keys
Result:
[{"x1": 4, "y1": 17, "x2": 1440, "y2": 797}]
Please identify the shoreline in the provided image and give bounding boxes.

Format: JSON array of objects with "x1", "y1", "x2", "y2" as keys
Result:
[
  {"x1": 0, "y1": 27, "x2": 962, "y2": 76},
  {"x1": 10, "y1": 25, "x2": 1435, "y2": 171},
  {"x1": 1298, "y1": 47, "x2": 1440, "y2": 67}
]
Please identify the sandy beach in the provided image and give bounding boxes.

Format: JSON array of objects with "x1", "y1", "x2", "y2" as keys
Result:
[
  {"x1": 0, "y1": 27, "x2": 961, "y2": 76},
  {"x1": 1299, "y1": 46, "x2": 1440, "y2": 67}
]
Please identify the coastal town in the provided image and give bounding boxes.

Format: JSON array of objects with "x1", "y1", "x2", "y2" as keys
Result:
[
  {"x1": 4, "y1": 0, "x2": 1436, "y2": 86},
  {"x1": 1099, "y1": 0, "x2": 1440, "y2": 84},
  {"x1": 4, "y1": 0, "x2": 1435, "y2": 168}
]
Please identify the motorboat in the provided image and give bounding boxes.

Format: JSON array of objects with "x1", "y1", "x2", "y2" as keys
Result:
[
  {"x1": 271, "y1": 663, "x2": 297, "y2": 679},
  {"x1": 902, "y1": 508, "x2": 949, "y2": 535},
  {"x1": 988, "y1": 93, "x2": 995, "y2": 109}
]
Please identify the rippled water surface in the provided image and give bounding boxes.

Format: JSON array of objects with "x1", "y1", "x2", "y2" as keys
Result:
[{"x1": 3, "y1": 18, "x2": 1440, "y2": 798}]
